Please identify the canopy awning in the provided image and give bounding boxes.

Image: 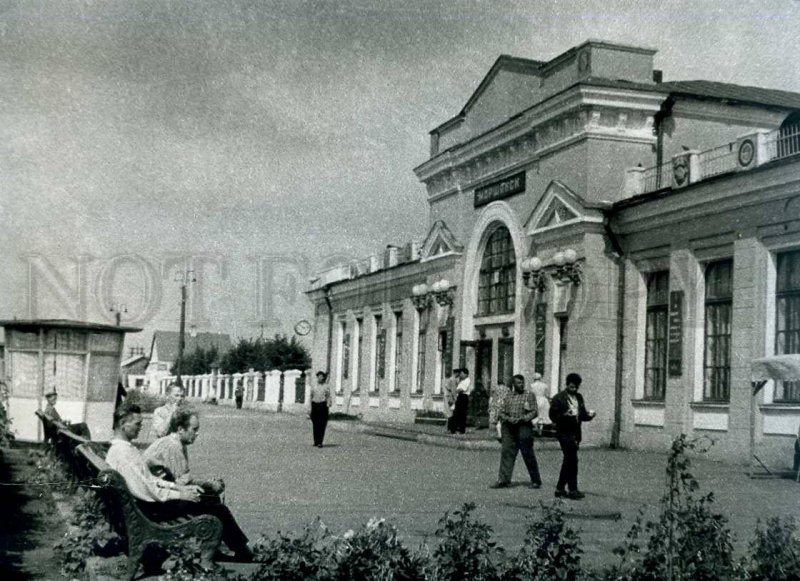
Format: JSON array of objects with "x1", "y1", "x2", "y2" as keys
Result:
[{"x1": 751, "y1": 355, "x2": 800, "y2": 382}]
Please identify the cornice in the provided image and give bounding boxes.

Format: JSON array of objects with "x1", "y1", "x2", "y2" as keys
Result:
[{"x1": 415, "y1": 85, "x2": 662, "y2": 196}]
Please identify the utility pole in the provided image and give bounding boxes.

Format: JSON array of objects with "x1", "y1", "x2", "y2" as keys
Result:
[
  {"x1": 109, "y1": 304, "x2": 127, "y2": 326},
  {"x1": 174, "y1": 270, "x2": 196, "y2": 387}
]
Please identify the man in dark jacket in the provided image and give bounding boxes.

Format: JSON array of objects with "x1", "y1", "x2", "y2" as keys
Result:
[{"x1": 549, "y1": 373, "x2": 595, "y2": 500}]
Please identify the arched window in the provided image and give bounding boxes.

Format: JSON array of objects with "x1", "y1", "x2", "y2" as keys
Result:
[
  {"x1": 477, "y1": 226, "x2": 516, "y2": 316},
  {"x1": 778, "y1": 111, "x2": 800, "y2": 159}
]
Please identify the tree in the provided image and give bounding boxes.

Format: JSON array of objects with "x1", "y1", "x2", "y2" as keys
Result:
[
  {"x1": 171, "y1": 345, "x2": 220, "y2": 376},
  {"x1": 220, "y1": 335, "x2": 310, "y2": 374}
]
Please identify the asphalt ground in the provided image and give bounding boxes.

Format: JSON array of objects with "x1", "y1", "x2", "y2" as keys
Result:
[{"x1": 140, "y1": 405, "x2": 800, "y2": 569}]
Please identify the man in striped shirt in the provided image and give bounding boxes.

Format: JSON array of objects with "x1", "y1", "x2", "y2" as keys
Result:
[{"x1": 490, "y1": 374, "x2": 542, "y2": 489}]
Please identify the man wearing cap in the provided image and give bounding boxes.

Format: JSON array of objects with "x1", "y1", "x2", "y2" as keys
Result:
[
  {"x1": 308, "y1": 371, "x2": 332, "y2": 448},
  {"x1": 43, "y1": 389, "x2": 91, "y2": 439},
  {"x1": 549, "y1": 373, "x2": 595, "y2": 500}
]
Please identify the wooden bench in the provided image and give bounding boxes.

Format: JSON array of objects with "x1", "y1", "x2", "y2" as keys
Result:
[{"x1": 75, "y1": 444, "x2": 223, "y2": 581}]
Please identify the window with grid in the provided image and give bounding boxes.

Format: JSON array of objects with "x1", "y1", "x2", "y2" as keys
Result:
[
  {"x1": 415, "y1": 323, "x2": 426, "y2": 394},
  {"x1": 393, "y1": 312, "x2": 403, "y2": 393},
  {"x1": 534, "y1": 302, "x2": 547, "y2": 376},
  {"x1": 644, "y1": 271, "x2": 669, "y2": 400},
  {"x1": 341, "y1": 323, "x2": 350, "y2": 381},
  {"x1": 703, "y1": 260, "x2": 733, "y2": 401},
  {"x1": 373, "y1": 315, "x2": 385, "y2": 391},
  {"x1": 354, "y1": 318, "x2": 363, "y2": 393},
  {"x1": 478, "y1": 227, "x2": 516, "y2": 316},
  {"x1": 776, "y1": 250, "x2": 800, "y2": 401}
]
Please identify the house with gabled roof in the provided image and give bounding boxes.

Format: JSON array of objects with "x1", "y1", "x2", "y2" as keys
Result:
[{"x1": 144, "y1": 331, "x2": 232, "y2": 391}]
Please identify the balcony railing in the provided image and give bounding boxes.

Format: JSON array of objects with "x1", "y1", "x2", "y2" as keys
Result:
[{"x1": 629, "y1": 125, "x2": 800, "y2": 197}]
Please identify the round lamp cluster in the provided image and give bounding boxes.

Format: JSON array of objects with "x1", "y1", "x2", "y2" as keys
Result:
[{"x1": 412, "y1": 283, "x2": 429, "y2": 296}]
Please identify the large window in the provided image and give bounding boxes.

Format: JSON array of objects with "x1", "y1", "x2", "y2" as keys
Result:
[
  {"x1": 478, "y1": 227, "x2": 516, "y2": 316},
  {"x1": 644, "y1": 271, "x2": 669, "y2": 400},
  {"x1": 534, "y1": 302, "x2": 547, "y2": 376},
  {"x1": 354, "y1": 318, "x2": 363, "y2": 394},
  {"x1": 341, "y1": 323, "x2": 350, "y2": 381},
  {"x1": 776, "y1": 250, "x2": 800, "y2": 401},
  {"x1": 393, "y1": 312, "x2": 403, "y2": 393},
  {"x1": 373, "y1": 314, "x2": 385, "y2": 392},
  {"x1": 703, "y1": 260, "x2": 733, "y2": 401},
  {"x1": 415, "y1": 321, "x2": 426, "y2": 394}
]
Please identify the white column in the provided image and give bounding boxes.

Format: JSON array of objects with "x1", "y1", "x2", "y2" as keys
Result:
[
  {"x1": 265, "y1": 370, "x2": 282, "y2": 409},
  {"x1": 283, "y1": 369, "x2": 303, "y2": 411}
]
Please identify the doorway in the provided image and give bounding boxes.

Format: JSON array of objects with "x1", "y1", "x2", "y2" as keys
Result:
[{"x1": 472, "y1": 338, "x2": 493, "y2": 426}]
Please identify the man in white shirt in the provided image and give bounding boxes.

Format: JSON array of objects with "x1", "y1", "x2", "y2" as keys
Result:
[
  {"x1": 107, "y1": 403, "x2": 252, "y2": 562},
  {"x1": 449, "y1": 368, "x2": 472, "y2": 434},
  {"x1": 150, "y1": 383, "x2": 185, "y2": 440}
]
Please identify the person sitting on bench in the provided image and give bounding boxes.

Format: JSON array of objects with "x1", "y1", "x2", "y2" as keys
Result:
[
  {"x1": 106, "y1": 403, "x2": 253, "y2": 562},
  {"x1": 144, "y1": 408, "x2": 224, "y2": 501},
  {"x1": 43, "y1": 388, "x2": 92, "y2": 440}
]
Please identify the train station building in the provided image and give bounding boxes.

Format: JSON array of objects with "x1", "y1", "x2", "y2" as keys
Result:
[{"x1": 307, "y1": 40, "x2": 800, "y2": 463}]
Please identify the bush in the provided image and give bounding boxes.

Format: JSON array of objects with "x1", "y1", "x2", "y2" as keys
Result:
[
  {"x1": 433, "y1": 502, "x2": 503, "y2": 580},
  {"x1": 741, "y1": 517, "x2": 800, "y2": 580},
  {"x1": 221, "y1": 334, "x2": 310, "y2": 373},
  {"x1": 334, "y1": 518, "x2": 430, "y2": 581},
  {"x1": 54, "y1": 489, "x2": 122, "y2": 577},
  {"x1": 161, "y1": 536, "x2": 236, "y2": 581},
  {"x1": 124, "y1": 388, "x2": 166, "y2": 414},
  {"x1": 251, "y1": 520, "x2": 336, "y2": 580},
  {"x1": 505, "y1": 502, "x2": 583, "y2": 581},
  {"x1": 329, "y1": 412, "x2": 361, "y2": 421}
]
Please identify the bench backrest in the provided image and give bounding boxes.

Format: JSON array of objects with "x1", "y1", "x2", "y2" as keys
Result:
[
  {"x1": 76, "y1": 443, "x2": 151, "y2": 548},
  {"x1": 34, "y1": 410, "x2": 58, "y2": 443}
]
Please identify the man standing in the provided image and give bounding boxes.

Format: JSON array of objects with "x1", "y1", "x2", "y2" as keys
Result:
[
  {"x1": 308, "y1": 371, "x2": 332, "y2": 448},
  {"x1": 549, "y1": 373, "x2": 595, "y2": 500},
  {"x1": 450, "y1": 368, "x2": 471, "y2": 435},
  {"x1": 234, "y1": 382, "x2": 244, "y2": 409},
  {"x1": 107, "y1": 403, "x2": 252, "y2": 563},
  {"x1": 490, "y1": 374, "x2": 542, "y2": 489},
  {"x1": 144, "y1": 408, "x2": 225, "y2": 499},
  {"x1": 529, "y1": 373, "x2": 551, "y2": 435},
  {"x1": 150, "y1": 383, "x2": 185, "y2": 440}
]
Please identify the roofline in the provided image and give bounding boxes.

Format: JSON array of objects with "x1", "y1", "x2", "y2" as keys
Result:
[
  {"x1": 0, "y1": 319, "x2": 141, "y2": 333},
  {"x1": 415, "y1": 78, "x2": 667, "y2": 175},
  {"x1": 431, "y1": 54, "x2": 543, "y2": 136},
  {"x1": 429, "y1": 40, "x2": 656, "y2": 136}
]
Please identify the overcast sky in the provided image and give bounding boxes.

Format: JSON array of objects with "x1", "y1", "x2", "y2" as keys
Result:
[{"x1": 1, "y1": 0, "x2": 799, "y2": 350}]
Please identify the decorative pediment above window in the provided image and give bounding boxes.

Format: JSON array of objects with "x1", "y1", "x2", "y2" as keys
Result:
[
  {"x1": 419, "y1": 220, "x2": 463, "y2": 262},
  {"x1": 525, "y1": 181, "x2": 605, "y2": 236}
]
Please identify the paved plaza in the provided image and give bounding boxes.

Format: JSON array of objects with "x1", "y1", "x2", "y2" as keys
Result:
[{"x1": 154, "y1": 405, "x2": 800, "y2": 568}]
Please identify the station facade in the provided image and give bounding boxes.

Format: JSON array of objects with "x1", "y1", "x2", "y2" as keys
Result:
[{"x1": 307, "y1": 40, "x2": 800, "y2": 463}]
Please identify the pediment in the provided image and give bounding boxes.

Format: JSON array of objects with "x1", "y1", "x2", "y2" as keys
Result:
[
  {"x1": 525, "y1": 181, "x2": 604, "y2": 236},
  {"x1": 420, "y1": 220, "x2": 463, "y2": 262}
]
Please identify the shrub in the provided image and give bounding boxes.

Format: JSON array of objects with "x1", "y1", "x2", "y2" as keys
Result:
[
  {"x1": 328, "y1": 412, "x2": 361, "y2": 421},
  {"x1": 505, "y1": 502, "x2": 583, "y2": 581},
  {"x1": 54, "y1": 489, "x2": 121, "y2": 577},
  {"x1": 600, "y1": 435, "x2": 735, "y2": 581},
  {"x1": 161, "y1": 536, "x2": 236, "y2": 581},
  {"x1": 433, "y1": 502, "x2": 503, "y2": 581},
  {"x1": 333, "y1": 517, "x2": 430, "y2": 581},
  {"x1": 741, "y1": 517, "x2": 800, "y2": 580},
  {"x1": 28, "y1": 448, "x2": 74, "y2": 492},
  {"x1": 251, "y1": 519, "x2": 336, "y2": 580}
]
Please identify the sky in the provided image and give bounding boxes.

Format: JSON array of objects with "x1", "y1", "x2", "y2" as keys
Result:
[{"x1": 1, "y1": 0, "x2": 799, "y2": 351}]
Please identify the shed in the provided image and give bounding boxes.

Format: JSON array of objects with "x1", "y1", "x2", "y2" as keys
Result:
[{"x1": 1, "y1": 319, "x2": 141, "y2": 442}]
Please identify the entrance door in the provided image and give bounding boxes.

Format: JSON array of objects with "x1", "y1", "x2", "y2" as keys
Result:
[{"x1": 472, "y1": 339, "x2": 492, "y2": 426}]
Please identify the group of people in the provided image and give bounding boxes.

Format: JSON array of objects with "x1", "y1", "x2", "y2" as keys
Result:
[
  {"x1": 444, "y1": 367, "x2": 472, "y2": 434},
  {"x1": 488, "y1": 372, "x2": 595, "y2": 500},
  {"x1": 106, "y1": 383, "x2": 254, "y2": 566}
]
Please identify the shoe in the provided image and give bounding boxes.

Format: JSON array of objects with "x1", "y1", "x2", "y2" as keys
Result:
[
  {"x1": 567, "y1": 490, "x2": 586, "y2": 500},
  {"x1": 529, "y1": 482, "x2": 542, "y2": 489},
  {"x1": 554, "y1": 489, "x2": 567, "y2": 498},
  {"x1": 316, "y1": 444, "x2": 323, "y2": 448},
  {"x1": 233, "y1": 548, "x2": 255, "y2": 563},
  {"x1": 490, "y1": 481, "x2": 510, "y2": 489}
]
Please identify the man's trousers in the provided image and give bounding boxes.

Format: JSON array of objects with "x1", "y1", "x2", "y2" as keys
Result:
[
  {"x1": 450, "y1": 393, "x2": 469, "y2": 434},
  {"x1": 498, "y1": 421, "x2": 542, "y2": 485},
  {"x1": 556, "y1": 432, "x2": 580, "y2": 492}
]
